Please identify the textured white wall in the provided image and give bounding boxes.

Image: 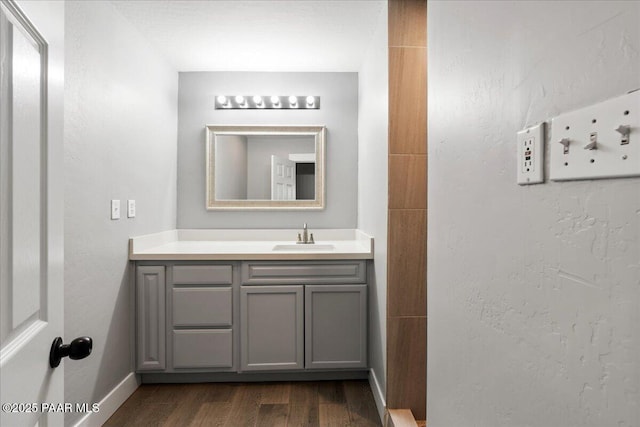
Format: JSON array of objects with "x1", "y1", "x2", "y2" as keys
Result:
[
  {"x1": 64, "y1": 1, "x2": 177, "y2": 424},
  {"x1": 177, "y1": 72, "x2": 358, "y2": 229},
  {"x1": 357, "y1": 5, "x2": 388, "y2": 414},
  {"x1": 427, "y1": 1, "x2": 640, "y2": 426}
]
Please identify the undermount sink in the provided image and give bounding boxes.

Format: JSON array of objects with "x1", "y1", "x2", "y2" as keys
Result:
[{"x1": 272, "y1": 244, "x2": 335, "y2": 251}]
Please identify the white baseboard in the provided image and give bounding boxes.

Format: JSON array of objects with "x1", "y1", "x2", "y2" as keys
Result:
[
  {"x1": 73, "y1": 372, "x2": 139, "y2": 427},
  {"x1": 369, "y1": 368, "x2": 386, "y2": 423}
]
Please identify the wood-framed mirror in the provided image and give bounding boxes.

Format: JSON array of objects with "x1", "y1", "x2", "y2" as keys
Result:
[{"x1": 205, "y1": 125, "x2": 326, "y2": 210}]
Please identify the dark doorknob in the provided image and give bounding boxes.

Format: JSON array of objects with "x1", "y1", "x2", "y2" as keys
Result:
[{"x1": 49, "y1": 336, "x2": 92, "y2": 368}]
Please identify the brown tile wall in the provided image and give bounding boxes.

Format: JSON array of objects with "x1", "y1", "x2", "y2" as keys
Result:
[
  {"x1": 389, "y1": 49, "x2": 427, "y2": 155},
  {"x1": 387, "y1": 210, "x2": 426, "y2": 317},
  {"x1": 386, "y1": 0, "x2": 427, "y2": 420}
]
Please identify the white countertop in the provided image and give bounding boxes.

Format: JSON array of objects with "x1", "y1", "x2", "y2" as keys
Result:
[{"x1": 129, "y1": 229, "x2": 374, "y2": 260}]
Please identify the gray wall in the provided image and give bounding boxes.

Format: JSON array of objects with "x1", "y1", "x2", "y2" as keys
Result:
[
  {"x1": 356, "y1": 6, "x2": 388, "y2": 412},
  {"x1": 177, "y1": 72, "x2": 358, "y2": 228},
  {"x1": 427, "y1": 2, "x2": 640, "y2": 426},
  {"x1": 64, "y1": 1, "x2": 177, "y2": 424},
  {"x1": 215, "y1": 135, "x2": 247, "y2": 200}
]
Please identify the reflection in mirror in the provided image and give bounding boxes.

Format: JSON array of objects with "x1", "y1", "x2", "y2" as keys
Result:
[
  {"x1": 206, "y1": 125, "x2": 325, "y2": 210},
  {"x1": 215, "y1": 135, "x2": 315, "y2": 200}
]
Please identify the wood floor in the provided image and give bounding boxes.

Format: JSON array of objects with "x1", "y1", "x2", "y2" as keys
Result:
[{"x1": 104, "y1": 380, "x2": 381, "y2": 427}]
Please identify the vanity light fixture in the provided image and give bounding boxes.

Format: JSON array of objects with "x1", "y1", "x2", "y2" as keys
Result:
[
  {"x1": 214, "y1": 95, "x2": 320, "y2": 109},
  {"x1": 234, "y1": 95, "x2": 247, "y2": 108},
  {"x1": 216, "y1": 95, "x2": 229, "y2": 108},
  {"x1": 253, "y1": 95, "x2": 264, "y2": 108},
  {"x1": 306, "y1": 95, "x2": 315, "y2": 107}
]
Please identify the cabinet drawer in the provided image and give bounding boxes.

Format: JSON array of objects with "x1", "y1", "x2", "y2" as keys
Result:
[
  {"x1": 172, "y1": 287, "x2": 232, "y2": 327},
  {"x1": 241, "y1": 261, "x2": 366, "y2": 285},
  {"x1": 173, "y1": 265, "x2": 232, "y2": 285},
  {"x1": 172, "y1": 329, "x2": 232, "y2": 369}
]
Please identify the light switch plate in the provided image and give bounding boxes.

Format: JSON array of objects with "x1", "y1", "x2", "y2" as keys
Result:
[
  {"x1": 517, "y1": 123, "x2": 545, "y2": 185},
  {"x1": 111, "y1": 200, "x2": 120, "y2": 220},
  {"x1": 127, "y1": 200, "x2": 136, "y2": 218},
  {"x1": 550, "y1": 90, "x2": 640, "y2": 181}
]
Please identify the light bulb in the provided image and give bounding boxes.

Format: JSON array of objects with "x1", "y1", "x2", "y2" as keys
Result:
[
  {"x1": 217, "y1": 95, "x2": 227, "y2": 104},
  {"x1": 235, "y1": 95, "x2": 245, "y2": 104},
  {"x1": 270, "y1": 96, "x2": 280, "y2": 105},
  {"x1": 253, "y1": 95, "x2": 263, "y2": 105},
  {"x1": 288, "y1": 95, "x2": 298, "y2": 106},
  {"x1": 306, "y1": 96, "x2": 315, "y2": 107}
]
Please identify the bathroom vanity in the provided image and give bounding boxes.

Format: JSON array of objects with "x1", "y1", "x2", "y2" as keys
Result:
[{"x1": 129, "y1": 229, "x2": 373, "y2": 381}]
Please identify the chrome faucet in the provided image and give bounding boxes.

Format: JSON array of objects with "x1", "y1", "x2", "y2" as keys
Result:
[{"x1": 297, "y1": 223, "x2": 315, "y2": 244}]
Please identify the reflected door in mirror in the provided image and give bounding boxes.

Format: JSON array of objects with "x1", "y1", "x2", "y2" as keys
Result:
[{"x1": 271, "y1": 155, "x2": 296, "y2": 200}]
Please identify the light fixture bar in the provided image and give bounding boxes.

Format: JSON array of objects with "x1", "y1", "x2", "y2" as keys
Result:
[{"x1": 215, "y1": 95, "x2": 320, "y2": 110}]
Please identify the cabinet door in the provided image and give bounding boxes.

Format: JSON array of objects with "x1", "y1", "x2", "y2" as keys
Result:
[
  {"x1": 136, "y1": 266, "x2": 166, "y2": 371},
  {"x1": 305, "y1": 285, "x2": 367, "y2": 369},
  {"x1": 240, "y1": 286, "x2": 303, "y2": 371}
]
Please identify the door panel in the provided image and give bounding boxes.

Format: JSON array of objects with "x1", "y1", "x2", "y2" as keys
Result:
[
  {"x1": 0, "y1": 1, "x2": 64, "y2": 425},
  {"x1": 1, "y1": 0, "x2": 44, "y2": 348},
  {"x1": 270, "y1": 155, "x2": 296, "y2": 200}
]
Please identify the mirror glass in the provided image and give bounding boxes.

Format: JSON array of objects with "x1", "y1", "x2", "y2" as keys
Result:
[{"x1": 206, "y1": 125, "x2": 325, "y2": 210}]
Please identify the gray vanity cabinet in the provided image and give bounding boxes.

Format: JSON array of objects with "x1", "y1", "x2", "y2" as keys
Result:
[
  {"x1": 240, "y1": 286, "x2": 304, "y2": 371},
  {"x1": 305, "y1": 285, "x2": 367, "y2": 369},
  {"x1": 136, "y1": 260, "x2": 368, "y2": 376},
  {"x1": 136, "y1": 266, "x2": 166, "y2": 371},
  {"x1": 240, "y1": 261, "x2": 367, "y2": 372}
]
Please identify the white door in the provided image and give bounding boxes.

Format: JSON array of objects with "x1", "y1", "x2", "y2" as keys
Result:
[
  {"x1": 0, "y1": 1, "x2": 65, "y2": 426},
  {"x1": 270, "y1": 155, "x2": 296, "y2": 200}
]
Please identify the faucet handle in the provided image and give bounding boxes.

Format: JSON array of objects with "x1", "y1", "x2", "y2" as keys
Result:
[
  {"x1": 309, "y1": 233, "x2": 314, "y2": 244},
  {"x1": 297, "y1": 233, "x2": 302, "y2": 242}
]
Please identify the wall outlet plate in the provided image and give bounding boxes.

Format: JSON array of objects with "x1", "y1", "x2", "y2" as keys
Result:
[
  {"x1": 550, "y1": 90, "x2": 640, "y2": 181},
  {"x1": 517, "y1": 123, "x2": 545, "y2": 185}
]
